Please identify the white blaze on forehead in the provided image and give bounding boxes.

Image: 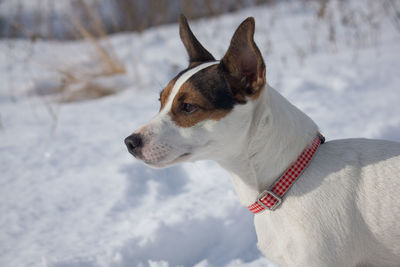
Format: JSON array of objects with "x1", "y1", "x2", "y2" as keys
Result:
[{"x1": 160, "y1": 61, "x2": 219, "y2": 115}]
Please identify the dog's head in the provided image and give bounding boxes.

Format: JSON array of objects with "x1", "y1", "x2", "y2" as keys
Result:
[{"x1": 125, "y1": 15, "x2": 266, "y2": 168}]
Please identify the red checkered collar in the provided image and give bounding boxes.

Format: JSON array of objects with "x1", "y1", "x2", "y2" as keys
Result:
[{"x1": 248, "y1": 134, "x2": 325, "y2": 213}]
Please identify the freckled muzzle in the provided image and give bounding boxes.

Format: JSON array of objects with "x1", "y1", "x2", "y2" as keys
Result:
[
  {"x1": 125, "y1": 130, "x2": 176, "y2": 166},
  {"x1": 141, "y1": 142, "x2": 173, "y2": 164}
]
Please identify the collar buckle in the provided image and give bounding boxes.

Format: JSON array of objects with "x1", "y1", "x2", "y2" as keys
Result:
[{"x1": 256, "y1": 190, "x2": 282, "y2": 211}]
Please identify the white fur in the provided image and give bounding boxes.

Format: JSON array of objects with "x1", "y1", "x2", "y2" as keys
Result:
[
  {"x1": 216, "y1": 85, "x2": 400, "y2": 266},
  {"x1": 135, "y1": 80, "x2": 400, "y2": 266}
]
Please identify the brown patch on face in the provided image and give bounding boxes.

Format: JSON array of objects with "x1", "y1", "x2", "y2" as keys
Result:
[
  {"x1": 159, "y1": 78, "x2": 176, "y2": 111},
  {"x1": 159, "y1": 64, "x2": 206, "y2": 111},
  {"x1": 169, "y1": 82, "x2": 233, "y2": 128}
]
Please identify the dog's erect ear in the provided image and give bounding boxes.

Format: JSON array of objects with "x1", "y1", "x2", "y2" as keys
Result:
[
  {"x1": 179, "y1": 14, "x2": 215, "y2": 64},
  {"x1": 221, "y1": 17, "x2": 266, "y2": 102}
]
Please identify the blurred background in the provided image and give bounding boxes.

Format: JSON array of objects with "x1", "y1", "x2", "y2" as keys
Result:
[
  {"x1": 1, "y1": 0, "x2": 277, "y2": 39},
  {"x1": 1, "y1": 0, "x2": 399, "y2": 267}
]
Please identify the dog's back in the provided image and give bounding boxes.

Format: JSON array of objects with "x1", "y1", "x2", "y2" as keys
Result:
[
  {"x1": 332, "y1": 139, "x2": 400, "y2": 266},
  {"x1": 256, "y1": 139, "x2": 400, "y2": 266}
]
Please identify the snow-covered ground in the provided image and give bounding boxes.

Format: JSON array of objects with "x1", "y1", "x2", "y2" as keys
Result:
[{"x1": 1, "y1": 1, "x2": 400, "y2": 267}]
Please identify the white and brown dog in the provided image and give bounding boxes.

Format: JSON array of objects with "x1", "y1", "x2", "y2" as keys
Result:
[{"x1": 125, "y1": 15, "x2": 400, "y2": 266}]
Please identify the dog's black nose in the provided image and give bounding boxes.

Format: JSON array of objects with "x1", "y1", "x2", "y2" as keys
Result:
[{"x1": 124, "y1": 133, "x2": 143, "y2": 157}]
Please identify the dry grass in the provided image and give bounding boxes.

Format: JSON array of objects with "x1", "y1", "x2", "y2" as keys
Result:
[
  {"x1": 46, "y1": 1, "x2": 127, "y2": 103},
  {"x1": 49, "y1": 67, "x2": 123, "y2": 103},
  {"x1": 57, "y1": 81, "x2": 116, "y2": 103},
  {"x1": 4, "y1": 0, "x2": 128, "y2": 105},
  {"x1": 71, "y1": 18, "x2": 125, "y2": 76}
]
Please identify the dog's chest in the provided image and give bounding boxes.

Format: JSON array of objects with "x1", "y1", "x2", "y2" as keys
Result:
[{"x1": 254, "y1": 211, "x2": 317, "y2": 265}]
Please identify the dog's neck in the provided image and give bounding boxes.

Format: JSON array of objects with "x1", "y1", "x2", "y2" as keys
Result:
[{"x1": 216, "y1": 84, "x2": 319, "y2": 206}]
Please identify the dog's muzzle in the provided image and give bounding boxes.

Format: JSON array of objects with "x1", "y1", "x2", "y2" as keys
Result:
[{"x1": 124, "y1": 133, "x2": 144, "y2": 157}]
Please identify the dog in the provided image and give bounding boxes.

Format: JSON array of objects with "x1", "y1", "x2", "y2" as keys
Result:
[{"x1": 125, "y1": 15, "x2": 400, "y2": 266}]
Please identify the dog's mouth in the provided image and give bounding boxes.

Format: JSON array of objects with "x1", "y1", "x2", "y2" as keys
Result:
[
  {"x1": 144, "y1": 152, "x2": 192, "y2": 168},
  {"x1": 177, "y1": 152, "x2": 191, "y2": 159}
]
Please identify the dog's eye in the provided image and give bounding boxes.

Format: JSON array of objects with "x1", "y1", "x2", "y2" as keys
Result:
[{"x1": 180, "y1": 103, "x2": 199, "y2": 114}]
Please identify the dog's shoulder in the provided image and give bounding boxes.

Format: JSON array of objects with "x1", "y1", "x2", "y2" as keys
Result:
[
  {"x1": 315, "y1": 138, "x2": 400, "y2": 167},
  {"x1": 291, "y1": 138, "x2": 400, "y2": 198}
]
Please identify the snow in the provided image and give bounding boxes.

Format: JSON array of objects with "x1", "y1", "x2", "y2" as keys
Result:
[{"x1": 1, "y1": 1, "x2": 400, "y2": 266}]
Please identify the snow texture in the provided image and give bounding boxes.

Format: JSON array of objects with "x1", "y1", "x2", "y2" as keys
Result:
[{"x1": 1, "y1": 1, "x2": 399, "y2": 266}]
